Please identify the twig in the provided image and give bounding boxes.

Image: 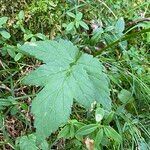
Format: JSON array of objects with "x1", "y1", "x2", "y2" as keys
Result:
[{"x1": 126, "y1": 18, "x2": 150, "y2": 27}]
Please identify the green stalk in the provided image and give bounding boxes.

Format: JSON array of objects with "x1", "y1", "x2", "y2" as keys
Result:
[{"x1": 94, "y1": 28, "x2": 150, "y2": 57}]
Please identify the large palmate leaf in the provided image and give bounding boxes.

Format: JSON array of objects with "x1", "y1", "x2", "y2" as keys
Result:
[{"x1": 20, "y1": 39, "x2": 111, "y2": 140}]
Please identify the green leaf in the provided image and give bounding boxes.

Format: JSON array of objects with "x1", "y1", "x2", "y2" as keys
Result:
[
  {"x1": 0, "y1": 17, "x2": 8, "y2": 27},
  {"x1": 67, "y1": 12, "x2": 76, "y2": 18},
  {"x1": 72, "y1": 120, "x2": 85, "y2": 128},
  {"x1": 91, "y1": 27, "x2": 104, "y2": 44},
  {"x1": 79, "y1": 21, "x2": 89, "y2": 30},
  {"x1": 39, "y1": 140, "x2": 49, "y2": 150},
  {"x1": 115, "y1": 17, "x2": 125, "y2": 33},
  {"x1": 16, "y1": 134, "x2": 38, "y2": 150},
  {"x1": 58, "y1": 124, "x2": 75, "y2": 139},
  {"x1": 76, "y1": 124, "x2": 98, "y2": 136},
  {"x1": 58, "y1": 125, "x2": 70, "y2": 139},
  {"x1": 66, "y1": 22, "x2": 74, "y2": 31},
  {"x1": 95, "y1": 128, "x2": 103, "y2": 148},
  {"x1": 24, "y1": 34, "x2": 34, "y2": 41},
  {"x1": 0, "y1": 97, "x2": 17, "y2": 110},
  {"x1": 0, "y1": 99, "x2": 12, "y2": 109},
  {"x1": 31, "y1": 37, "x2": 36, "y2": 42},
  {"x1": 21, "y1": 103, "x2": 28, "y2": 111},
  {"x1": 69, "y1": 124, "x2": 75, "y2": 138},
  {"x1": 138, "y1": 139, "x2": 149, "y2": 150},
  {"x1": 118, "y1": 89, "x2": 134, "y2": 104},
  {"x1": 18, "y1": 10, "x2": 25, "y2": 20},
  {"x1": 75, "y1": 21, "x2": 80, "y2": 28},
  {"x1": 76, "y1": 12, "x2": 83, "y2": 21},
  {"x1": 20, "y1": 39, "x2": 111, "y2": 140},
  {"x1": 104, "y1": 126, "x2": 122, "y2": 143},
  {"x1": 14, "y1": 53, "x2": 23, "y2": 61},
  {"x1": 138, "y1": 22, "x2": 150, "y2": 42},
  {"x1": 0, "y1": 115, "x2": 4, "y2": 129},
  {"x1": 103, "y1": 111, "x2": 114, "y2": 125},
  {"x1": 35, "y1": 33, "x2": 47, "y2": 40},
  {"x1": 0, "y1": 30, "x2": 11, "y2": 39},
  {"x1": 7, "y1": 47, "x2": 16, "y2": 58}
]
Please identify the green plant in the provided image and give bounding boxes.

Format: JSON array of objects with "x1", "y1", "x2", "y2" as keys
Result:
[
  {"x1": 57, "y1": 106, "x2": 122, "y2": 150},
  {"x1": 13, "y1": 10, "x2": 26, "y2": 33},
  {"x1": 0, "y1": 17, "x2": 10, "y2": 39},
  {"x1": 0, "y1": 0, "x2": 150, "y2": 149},
  {"x1": 15, "y1": 134, "x2": 49, "y2": 150},
  {"x1": 63, "y1": 11, "x2": 89, "y2": 32},
  {"x1": 138, "y1": 21, "x2": 150, "y2": 42},
  {"x1": 90, "y1": 17, "x2": 126, "y2": 50},
  {"x1": 75, "y1": 107, "x2": 122, "y2": 149},
  {"x1": 20, "y1": 39, "x2": 111, "y2": 141},
  {"x1": 24, "y1": 33, "x2": 48, "y2": 42},
  {"x1": 0, "y1": 16, "x2": 23, "y2": 61}
]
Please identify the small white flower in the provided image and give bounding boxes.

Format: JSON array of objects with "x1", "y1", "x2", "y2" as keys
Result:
[{"x1": 96, "y1": 114, "x2": 103, "y2": 122}]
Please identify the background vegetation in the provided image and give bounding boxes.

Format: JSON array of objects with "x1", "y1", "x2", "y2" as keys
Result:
[{"x1": 0, "y1": 0, "x2": 150, "y2": 149}]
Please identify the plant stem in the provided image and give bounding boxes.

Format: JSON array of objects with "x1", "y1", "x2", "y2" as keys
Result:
[{"x1": 93, "y1": 28, "x2": 150, "y2": 57}]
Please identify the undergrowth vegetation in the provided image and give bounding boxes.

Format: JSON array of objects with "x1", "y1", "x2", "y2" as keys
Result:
[{"x1": 0, "y1": 0, "x2": 150, "y2": 150}]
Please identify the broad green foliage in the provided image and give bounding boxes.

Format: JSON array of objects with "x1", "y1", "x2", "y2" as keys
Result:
[
  {"x1": 20, "y1": 39, "x2": 111, "y2": 140},
  {"x1": 16, "y1": 134, "x2": 49, "y2": 150},
  {"x1": 16, "y1": 134, "x2": 38, "y2": 150},
  {"x1": 1, "y1": 1, "x2": 149, "y2": 149}
]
